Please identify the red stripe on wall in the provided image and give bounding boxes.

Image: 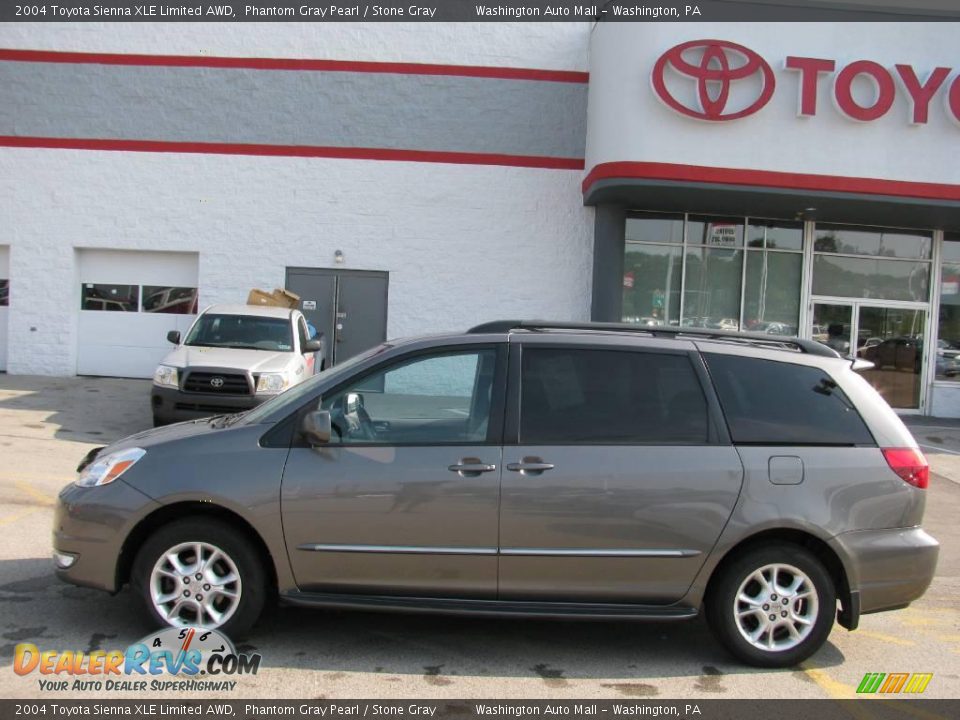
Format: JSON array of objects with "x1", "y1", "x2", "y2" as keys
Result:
[
  {"x1": 0, "y1": 48, "x2": 590, "y2": 83},
  {"x1": 583, "y1": 161, "x2": 960, "y2": 202},
  {"x1": 0, "y1": 136, "x2": 586, "y2": 170}
]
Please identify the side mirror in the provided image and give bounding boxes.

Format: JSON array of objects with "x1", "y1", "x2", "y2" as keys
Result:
[
  {"x1": 302, "y1": 410, "x2": 332, "y2": 446},
  {"x1": 166, "y1": 330, "x2": 181, "y2": 345},
  {"x1": 304, "y1": 338, "x2": 323, "y2": 353}
]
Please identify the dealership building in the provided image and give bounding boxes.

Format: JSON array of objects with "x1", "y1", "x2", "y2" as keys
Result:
[{"x1": 1, "y1": 19, "x2": 959, "y2": 414}]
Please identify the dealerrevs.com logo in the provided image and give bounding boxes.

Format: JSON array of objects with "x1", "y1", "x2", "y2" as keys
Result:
[
  {"x1": 651, "y1": 39, "x2": 960, "y2": 125},
  {"x1": 652, "y1": 39, "x2": 776, "y2": 121}
]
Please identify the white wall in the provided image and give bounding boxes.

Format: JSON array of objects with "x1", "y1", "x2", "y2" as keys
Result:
[
  {"x1": 0, "y1": 22, "x2": 590, "y2": 71},
  {"x1": 0, "y1": 149, "x2": 593, "y2": 376}
]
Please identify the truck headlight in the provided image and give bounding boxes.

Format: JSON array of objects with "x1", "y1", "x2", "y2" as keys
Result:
[
  {"x1": 256, "y1": 373, "x2": 289, "y2": 394},
  {"x1": 153, "y1": 365, "x2": 179, "y2": 389},
  {"x1": 76, "y1": 448, "x2": 146, "y2": 488}
]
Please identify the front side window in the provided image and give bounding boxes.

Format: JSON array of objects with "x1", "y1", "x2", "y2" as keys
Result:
[
  {"x1": 520, "y1": 348, "x2": 709, "y2": 445},
  {"x1": 185, "y1": 314, "x2": 294, "y2": 352},
  {"x1": 704, "y1": 353, "x2": 874, "y2": 446},
  {"x1": 321, "y1": 348, "x2": 498, "y2": 445}
]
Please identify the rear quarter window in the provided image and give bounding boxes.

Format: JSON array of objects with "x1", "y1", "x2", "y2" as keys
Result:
[{"x1": 703, "y1": 353, "x2": 875, "y2": 446}]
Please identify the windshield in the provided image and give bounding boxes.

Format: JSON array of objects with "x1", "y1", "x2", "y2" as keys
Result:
[
  {"x1": 241, "y1": 343, "x2": 392, "y2": 424},
  {"x1": 185, "y1": 314, "x2": 294, "y2": 352}
]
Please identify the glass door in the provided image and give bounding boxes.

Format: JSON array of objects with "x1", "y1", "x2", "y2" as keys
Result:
[
  {"x1": 856, "y1": 306, "x2": 926, "y2": 410},
  {"x1": 810, "y1": 301, "x2": 926, "y2": 410},
  {"x1": 812, "y1": 302, "x2": 854, "y2": 356}
]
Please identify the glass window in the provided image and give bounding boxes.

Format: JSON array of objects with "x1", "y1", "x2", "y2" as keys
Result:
[
  {"x1": 622, "y1": 243, "x2": 681, "y2": 326},
  {"x1": 704, "y1": 354, "x2": 874, "y2": 446},
  {"x1": 683, "y1": 247, "x2": 743, "y2": 330},
  {"x1": 185, "y1": 313, "x2": 294, "y2": 352},
  {"x1": 812, "y1": 255, "x2": 930, "y2": 302},
  {"x1": 743, "y1": 251, "x2": 802, "y2": 336},
  {"x1": 142, "y1": 286, "x2": 198, "y2": 314},
  {"x1": 625, "y1": 212, "x2": 684, "y2": 244},
  {"x1": 321, "y1": 349, "x2": 498, "y2": 445},
  {"x1": 0, "y1": 279, "x2": 8, "y2": 307},
  {"x1": 937, "y1": 240, "x2": 960, "y2": 381},
  {"x1": 747, "y1": 220, "x2": 803, "y2": 251},
  {"x1": 81, "y1": 284, "x2": 138, "y2": 312},
  {"x1": 520, "y1": 348, "x2": 708, "y2": 445},
  {"x1": 814, "y1": 224, "x2": 931, "y2": 259},
  {"x1": 687, "y1": 216, "x2": 744, "y2": 248}
]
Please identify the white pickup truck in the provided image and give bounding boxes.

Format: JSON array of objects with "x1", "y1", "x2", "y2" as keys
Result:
[{"x1": 150, "y1": 304, "x2": 325, "y2": 426}]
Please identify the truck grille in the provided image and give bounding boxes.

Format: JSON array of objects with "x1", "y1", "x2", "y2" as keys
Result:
[{"x1": 183, "y1": 371, "x2": 250, "y2": 395}]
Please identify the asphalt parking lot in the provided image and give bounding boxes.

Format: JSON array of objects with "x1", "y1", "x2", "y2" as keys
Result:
[{"x1": 0, "y1": 374, "x2": 958, "y2": 700}]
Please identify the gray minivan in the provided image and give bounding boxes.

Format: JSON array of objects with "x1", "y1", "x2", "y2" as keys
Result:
[{"x1": 54, "y1": 321, "x2": 938, "y2": 667}]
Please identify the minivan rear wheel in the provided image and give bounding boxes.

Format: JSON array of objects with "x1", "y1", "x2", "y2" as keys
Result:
[
  {"x1": 131, "y1": 518, "x2": 265, "y2": 638},
  {"x1": 706, "y1": 543, "x2": 836, "y2": 667}
]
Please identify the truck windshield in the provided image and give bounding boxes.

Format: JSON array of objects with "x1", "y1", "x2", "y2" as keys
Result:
[{"x1": 184, "y1": 314, "x2": 294, "y2": 352}]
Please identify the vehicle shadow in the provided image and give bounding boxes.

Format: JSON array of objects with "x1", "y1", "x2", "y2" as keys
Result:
[
  {"x1": 0, "y1": 557, "x2": 845, "y2": 687},
  {"x1": 0, "y1": 375, "x2": 152, "y2": 444}
]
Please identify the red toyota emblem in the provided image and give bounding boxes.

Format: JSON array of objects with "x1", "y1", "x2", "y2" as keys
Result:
[{"x1": 652, "y1": 39, "x2": 776, "y2": 121}]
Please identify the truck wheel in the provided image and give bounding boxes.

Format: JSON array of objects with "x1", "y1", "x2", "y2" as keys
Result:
[
  {"x1": 131, "y1": 518, "x2": 266, "y2": 638},
  {"x1": 706, "y1": 543, "x2": 836, "y2": 667}
]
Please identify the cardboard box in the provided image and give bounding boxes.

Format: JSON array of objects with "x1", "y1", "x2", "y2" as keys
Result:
[
  {"x1": 271, "y1": 288, "x2": 300, "y2": 309},
  {"x1": 247, "y1": 288, "x2": 281, "y2": 307}
]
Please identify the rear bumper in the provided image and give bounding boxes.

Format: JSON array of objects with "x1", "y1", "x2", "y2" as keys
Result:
[
  {"x1": 830, "y1": 526, "x2": 939, "y2": 616},
  {"x1": 151, "y1": 385, "x2": 268, "y2": 423}
]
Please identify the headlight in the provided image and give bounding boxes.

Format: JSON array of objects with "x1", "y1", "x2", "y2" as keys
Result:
[
  {"x1": 75, "y1": 447, "x2": 146, "y2": 488},
  {"x1": 256, "y1": 373, "x2": 289, "y2": 394},
  {"x1": 153, "y1": 365, "x2": 179, "y2": 388}
]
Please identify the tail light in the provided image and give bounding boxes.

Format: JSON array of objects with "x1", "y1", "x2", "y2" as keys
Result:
[{"x1": 882, "y1": 447, "x2": 929, "y2": 489}]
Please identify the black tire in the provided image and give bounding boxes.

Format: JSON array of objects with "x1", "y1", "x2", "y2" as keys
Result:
[
  {"x1": 131, "y1": 518, "x2": 266, "y2": 639},
  {"x1": 706, "y1": 543, "x2": 836, "y2": 668},
  {"x1": 152, "y1": 414, "x2": 168, "y2": 428}
]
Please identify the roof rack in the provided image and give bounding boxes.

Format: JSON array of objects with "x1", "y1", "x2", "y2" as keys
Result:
[{"x1": 466, "y1": 320, "x2": 840, "y2": 359}]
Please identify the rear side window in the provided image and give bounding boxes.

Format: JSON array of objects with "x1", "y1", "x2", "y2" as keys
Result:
[
  {"x1": 704, "y1": 353, "x2": 874, "y2": 446},
  {"x1": 520, "y1": 348, "x2": 709, "y2": 444}
]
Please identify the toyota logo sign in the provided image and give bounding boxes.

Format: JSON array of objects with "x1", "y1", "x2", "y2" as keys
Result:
[
  {"x1": 652, "y1": 39, "x2": 776, "y2": 121},
  {"x1": 209, "y1": 377, "x2": 225, "y2": 389}
]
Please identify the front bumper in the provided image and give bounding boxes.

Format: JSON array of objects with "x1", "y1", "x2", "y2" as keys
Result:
[
  {"x1": 830, "y1": 526, "x2": 939, "y2": 616},
  {"x1": 151, "y1": 384, "x2": 269, "y2": 423},
  {"x1": 53, "y1": 479, "x2": 161, "y2": 593}
]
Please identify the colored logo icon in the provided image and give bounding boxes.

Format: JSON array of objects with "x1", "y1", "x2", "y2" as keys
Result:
[
  {"x1": 652, "y1": 39, "x2": 776, "y2": 121},
  {"x1": 857, "y1": 672, "x2": 933, "y2": 694}
]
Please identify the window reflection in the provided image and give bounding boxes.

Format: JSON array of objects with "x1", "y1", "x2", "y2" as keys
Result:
[
  {"x1": 814, "y1": 224, "x2": 931, "y2": 259},
  {"x1": 142, "y1": 286, "x2": 199, "y2": 314},
  {"x1": 0, "y1": 279, "x2": 8, "y2": 307},
  {"x1": 937, "y1": 237, "x2": 960, "y2": 381},
  {"x1": 812, "y1": 255, "x2": 930, "y2": 302},
  {"x1": 743, "y1": 252, "x2": 802, "y2": 336},
  {"x1": 623, "y1": 243, "x2": 681, "y2": 326},
  {"x1": 683, "y1": 247, "x2": 743, "y2": 329},
  {"x1": 81, "y1": 284, "x2": 139, "y2": 312}
]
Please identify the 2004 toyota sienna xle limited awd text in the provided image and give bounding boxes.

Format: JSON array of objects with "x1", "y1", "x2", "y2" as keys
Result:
[{"x1": 54, "y1": 321, "x2": 939, "y2": 667}]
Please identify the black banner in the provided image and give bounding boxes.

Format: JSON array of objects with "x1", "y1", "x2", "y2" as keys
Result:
[
  {"x1": 2, "y1": 0, "x2": 959, "y2": 23},
  {"x1": 3, "y1": 701, "x2": 960, "y2": 720}
]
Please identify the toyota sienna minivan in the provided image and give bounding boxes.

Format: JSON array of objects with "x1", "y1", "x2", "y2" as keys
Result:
[{"x1": 55, "y1": 321, "x2": 938, "y2": 667}]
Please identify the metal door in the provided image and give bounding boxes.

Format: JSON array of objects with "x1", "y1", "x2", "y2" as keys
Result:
[{"x1": 285, "y1": 268, "x2": 388, "y2": 367}]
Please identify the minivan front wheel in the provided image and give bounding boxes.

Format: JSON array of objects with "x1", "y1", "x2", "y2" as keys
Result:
[
  {"x1": 131, "y1": 518, "x2": 265, "y2": 637},
  {"x1": 707, "y1": 544, "x2": 836, "y2": 667}
]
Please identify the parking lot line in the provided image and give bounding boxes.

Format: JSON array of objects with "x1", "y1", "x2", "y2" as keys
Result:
[{"x1": 14, "y1": 480, "x2": 56, "y2": 506}]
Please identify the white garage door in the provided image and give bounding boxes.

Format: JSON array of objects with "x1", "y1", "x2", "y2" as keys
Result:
[
  {"x1": 0, "y1": 246, "x2": 8, "y2": 372},
  {"x1": 77, "y1": 250, "x2": 199, "y2": 378}
]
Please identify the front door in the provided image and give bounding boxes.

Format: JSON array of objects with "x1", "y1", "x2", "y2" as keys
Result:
[
  {"x1": 499, "y1": 341, "x2": 744, "y2": 604},
  {"x1": 285, "y1": 268, "x2": 388, "y2": 368},
  {"x1": 280, "y1": 344, "x2": 506, "y2": 598},
  {"x1": 810, "y1": 300, "x2": 927, "y2": 410}
]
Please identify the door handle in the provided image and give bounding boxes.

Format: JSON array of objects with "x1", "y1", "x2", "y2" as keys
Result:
[
  {"x1": 448, "y1": 458, "x2": 497, "y2": 477},
  {"x1": 506, "y1": 458, "x2": 555, "y2": 475}
]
